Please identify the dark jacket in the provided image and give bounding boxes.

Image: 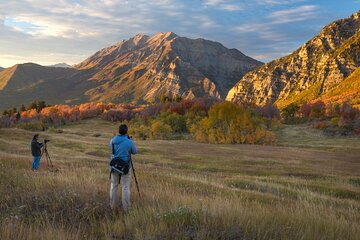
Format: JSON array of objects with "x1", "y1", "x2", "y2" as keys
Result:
[{"x1": 31, "y1": 139, "x2": 43, "y2": 156}]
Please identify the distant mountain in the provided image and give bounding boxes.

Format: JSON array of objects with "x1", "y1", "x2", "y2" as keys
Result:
[
  {"x1": 0, "y1": 67, "x2": 4, "y2": 72},
  {"x1": 0, "y1": 63, "x2": 96, "y2": 109},
  {"x1": 76, "y1": 32, "x2": 262, "y2": 103},
  {"x1": 227, "y1": 10, "x2": 360, "y2": 108},
  {"x1": 48, "y1": 63, "x2": 73, "y2": 68},
  {"x1": 0, "y1": 32, "x2": 261, "y2": 109}
]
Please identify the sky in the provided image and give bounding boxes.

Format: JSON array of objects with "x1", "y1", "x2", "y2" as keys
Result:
[{"x1": 0, "y1": 0, "x2": 358, "y2": 68}]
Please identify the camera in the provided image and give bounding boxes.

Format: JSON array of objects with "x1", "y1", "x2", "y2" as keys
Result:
[{"x1": 44, "y1": 139, "x2": 50, "y2": 143}]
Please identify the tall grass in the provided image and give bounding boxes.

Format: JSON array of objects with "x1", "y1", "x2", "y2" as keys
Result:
[{"x1": 0, "y1": 119, "x2": 359, "y2": 239}]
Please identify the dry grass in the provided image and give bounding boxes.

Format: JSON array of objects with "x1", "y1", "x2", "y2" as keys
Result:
[{"x1": 0, "y1": 118, "x2": 359, "y2": 239}]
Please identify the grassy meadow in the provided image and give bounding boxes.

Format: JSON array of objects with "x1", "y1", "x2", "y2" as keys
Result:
[{"x1": 0, "y1": 118, "x2": 359, "y2": 239}]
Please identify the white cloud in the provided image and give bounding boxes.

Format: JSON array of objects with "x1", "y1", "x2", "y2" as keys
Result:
[
  {"x1": 203, "y1": 0, "x2": 242, "y2": 11},
  {"x1": 256, "y1": 0, "x2": 308, "y2": 5},
  {"x1": 0, "y1": 0, "x2": 356, "y2": 67},
  {"x1": 269, "y1": 5, "x2": 319, "y2": 24}
]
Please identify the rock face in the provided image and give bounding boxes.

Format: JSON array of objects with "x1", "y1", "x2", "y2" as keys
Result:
[
  {"x1": 76, "y1": 32, "x2": 262, "y2": 103},
  {"x1": 226, "y1": 11, "x2": 360, "y2": 107},
  {"x1": 0, "y1": 32, "x2": 262, "y2": 109}
]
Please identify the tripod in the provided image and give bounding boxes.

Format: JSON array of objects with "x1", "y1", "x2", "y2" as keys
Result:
[
  {"x1": 41, "y1": 141, "x2": 57, "y2": 171},
  {"x1": 130, "y1": 157, "x2": 141, "y2": 198}
]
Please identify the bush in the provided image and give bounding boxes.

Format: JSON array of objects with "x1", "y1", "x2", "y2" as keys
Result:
[
  {"x1": 17, "y1": 121, "x2": 45, "y2": 131},
  {"x1": 161, "y1": 112, "x2": 187, "y2": 133},
  {"x1": 130, "y1": 124, "x2": 151, "y2": 140},
  {"x1": 313, "y1": 121, "x2": 328, "y2": 130},
  {"x1": 47, "y1": 126, "x2": 63, "y2": 133},
  {"x1": 281, "y1": 103, "x2": 300, "y2": 123},
  {"x1": 191, "y1": 102, "x2": 276, "y2": 144},
  {"x1": 151, "y1": 121, "x2": 173, "y2": 139}
]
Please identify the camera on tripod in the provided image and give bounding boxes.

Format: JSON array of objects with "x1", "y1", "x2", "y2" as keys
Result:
[{"x1": 44, "y1": 139, "x2": 50, "y2": 143}]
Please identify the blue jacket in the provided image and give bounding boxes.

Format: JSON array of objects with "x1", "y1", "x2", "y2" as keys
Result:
[{"x1": 109, "y1": 135, "x2": 137, "y2": 163}]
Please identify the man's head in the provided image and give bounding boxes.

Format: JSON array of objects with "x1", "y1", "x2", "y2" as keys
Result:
[
  {"x1": 119, "y1": 124, "x2": 128, "y2": 135},
  {"x1": 33, "y1": 134, "x2": 39, "y2": 141}
]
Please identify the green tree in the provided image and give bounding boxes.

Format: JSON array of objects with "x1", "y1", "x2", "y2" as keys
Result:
[
  {"x1": 191, "y1": 102, "x2": 275, "y2": 144},
  {"x1": 37, "y1": 101, "x2": 47, "y2": 113},
  {"x1": 20, "y1": 104, "x2": 26, "y2": 112},
  {"x1": 160, "y1": 93, "x2": 170, "y2": 103},
  {"x1": 15, "y1": 112, "x2": 21, "y2": 121},
  {"x1": 28, "y1": 101, "x2": 38, "y2": 110},
  {"x1": 281, "y1": 103, "x2": 300, "y2": 123},
  {"x1": 151, "y1": 120, "x2": 173, "y2": 139},
  {"x1": 161, "y1": 112, "x2": 187, "y2": 133}
]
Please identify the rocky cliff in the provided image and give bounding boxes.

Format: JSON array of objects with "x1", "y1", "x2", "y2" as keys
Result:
[
  {"x1": 76, "y1": 32, "x2": 262, "y2": 103},
  {"x1": 0, "y1": 32, "x2": 262, "y2": 109},
  {"x1": 226, "y1": 10, "x2": 360, "y2": 108}
]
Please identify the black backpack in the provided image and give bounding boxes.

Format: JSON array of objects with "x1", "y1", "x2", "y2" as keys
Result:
[{"x1": 110, "y1": 143, "x2": 130, "y2": 175}]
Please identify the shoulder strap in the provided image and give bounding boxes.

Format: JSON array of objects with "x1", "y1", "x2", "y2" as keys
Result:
[{"x1": 112, "y1": 143, "x2": 115, "y2": 155}]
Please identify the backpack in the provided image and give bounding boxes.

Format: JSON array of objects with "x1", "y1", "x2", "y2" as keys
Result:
[{"x1": 110, "y1": 143, "x2": 130, "y2": 175}]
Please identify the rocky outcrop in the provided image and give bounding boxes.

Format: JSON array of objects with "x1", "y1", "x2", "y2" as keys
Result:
[
  {"x1": 226, "y1": 10, "x2": 360, "y2": 107},
  {"x1": 76, "y1": 32, "x2": 262, "y2": 103}
]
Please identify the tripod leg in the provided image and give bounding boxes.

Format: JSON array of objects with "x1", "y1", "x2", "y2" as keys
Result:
[
  {"x1": 45, "y1": 150, "x2": 50, "y2": 168},
  {"x1": 46, "y1": 150, "x2": 53, "y2": 168},
  {"x1": 130, "y1": 159, "x2": 140, "y2": 198}
]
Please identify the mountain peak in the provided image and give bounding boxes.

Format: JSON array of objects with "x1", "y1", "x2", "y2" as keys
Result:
[
  {"x1": 72, "y1": 31, "x2": 261, "y2": 103},
  {"x1": 352, "y1": 10, "x2": 360, "y2": 20},
  {"x1": 150, "y1": 31, "x2": 178, "y2": 42},
  {"x1": 227, "y1": 10, "x2": 360, "y2": 107},
  {"x1": 48, "y1": 63, "x2": 73, "y2": 68},
  {"x1": 131, "y1": 33, "x2": 149, "y2": 45}
]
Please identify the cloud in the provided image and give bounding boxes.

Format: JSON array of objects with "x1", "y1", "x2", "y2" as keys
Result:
[
  {"x1": 269, "y1": 5, "x2": 319, "y2": 24},
  {"x1": 0, "y1": 0, "x2": 357, "y2": 67},
  {"x1": 256, "y1": 0, "x2": 309, "y2": 5},
  {"x1": 203, "y1": 0, "x2": 242, "y2": 11}
]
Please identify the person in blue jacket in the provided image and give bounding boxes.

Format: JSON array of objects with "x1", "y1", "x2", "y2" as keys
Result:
[
  {"x1": 31, "y1": 134, "x2": 43, "y2": 170},
  {"x1": 109, "y1": 124, "x2": 137, "y2": 210}
]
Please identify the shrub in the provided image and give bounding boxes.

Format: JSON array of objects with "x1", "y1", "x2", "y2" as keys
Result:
[
  {"x1": 161, "y1": 112, "x2": 187, "y2": 133},
  {"x1": 130, "y1": 124, "x2": 151, "y2": 140},
  {"x1": 281, "y1": 103, "x2": 300, "y2": 123},
  {"x1": 191, "y1": 102, "x2": 276, "y2": 144},
  {"x1": 151, "y1": 121, "x2": 173, "y2": 139},
  {"x1": 310, "y1": 101, "x2": 325, "y2": 119},
  {"x1": 313, "y1": 121, "x2": 328, "y2": 130},
  {"x1": 17, "y1": 121, "x2": 45, "y2": 131}
]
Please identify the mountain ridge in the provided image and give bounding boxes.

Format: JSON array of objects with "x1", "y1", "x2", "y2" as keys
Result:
[
  {"x1": 0, "y1": 32, "x2": 262, "y2": 109},
  {"x1": 48, "y1": 63, "x2": 73, "y2": 68},
  {"x1": 74, "y1": 31, "x2": 262, "y2": 103},
  {"x1": 226, "y1": 10, "x2": 360, "y2": 108}
]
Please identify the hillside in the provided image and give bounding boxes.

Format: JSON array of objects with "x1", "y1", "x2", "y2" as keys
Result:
[
  {"x1": 0, "y1": 63, "x2": 96, "y2": 109},
  {"x1": 227, "y1": 10, "x2": 360, "y2": 108},
  {"x1": 319, "y1": 67, "x2": 360, "y2": 107},
  {"x1": 76, "y1": 32, "x2": 262, "y2": 103},
  {"x1": 0, "y1": 67, "x2": 4, "y2": 72},
  {"x1": 0, "y1": 32, "x2": 261, "y2": 110}
]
